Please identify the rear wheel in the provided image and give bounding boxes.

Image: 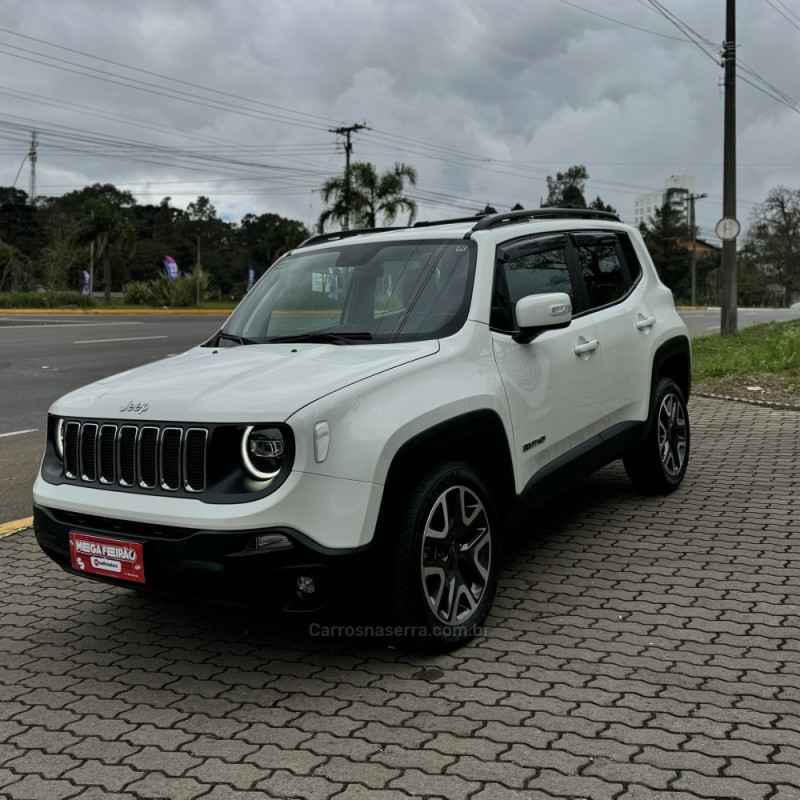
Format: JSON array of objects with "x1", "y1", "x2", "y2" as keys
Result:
[
  {"x1": 623, "y1": 377, "x2": 690, "y2": 494},
  {"x1": 389, "y1": 461, "x2": 500, "y2": 651}
]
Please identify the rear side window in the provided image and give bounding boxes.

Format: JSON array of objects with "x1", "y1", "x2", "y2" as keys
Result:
[
  {"x1": 568, "y1": 231, "x2": 642, "y2": 310},
  {"x1": 572, "y1": 233, "x2": 628, "y2": 309}
]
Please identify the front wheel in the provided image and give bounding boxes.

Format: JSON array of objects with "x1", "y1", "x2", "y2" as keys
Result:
[
  {"x1": 389, "y1": 461, "x2": 500, "y2": 651},
  {"x1": 623, "y1": 377, "x2": 690, "y2": 495}
]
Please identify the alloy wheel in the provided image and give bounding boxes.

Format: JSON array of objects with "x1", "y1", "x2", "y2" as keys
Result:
[
  {"x1": 420, "y1": 484, "x2": 492, "y2": 625},
  {"x1": 657, "y1": 393, "x2": 687, "y2": 476}
]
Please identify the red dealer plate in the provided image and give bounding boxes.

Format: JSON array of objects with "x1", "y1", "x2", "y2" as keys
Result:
[{"x1": 68, "y1": 531, "x2": 145, "y2": 584}]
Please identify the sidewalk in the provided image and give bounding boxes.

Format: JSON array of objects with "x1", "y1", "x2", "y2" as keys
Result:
[{"x1": 1, "y1": 397, "x2": 799, "y2": 799}]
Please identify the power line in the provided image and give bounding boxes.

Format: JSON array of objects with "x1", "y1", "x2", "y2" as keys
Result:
[
  {"x1": 644, "y1": 1, "x2": 720, "y2": 66},
  {"x1": 764, "y1": 0, "x2": 800, "y2": 33},
  {"x1": 0, "y1": 26, "x2": 339, "y2": 128},
  {"x1": 551, "y1": 0, "x2": 688, "y2": 41}
]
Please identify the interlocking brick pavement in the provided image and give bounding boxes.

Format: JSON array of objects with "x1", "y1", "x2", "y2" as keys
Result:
[{"x1": 1, "y1": 396, "x2": 799, "y2": 799}]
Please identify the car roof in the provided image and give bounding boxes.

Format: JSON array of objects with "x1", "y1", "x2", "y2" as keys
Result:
[{"x1": 295, "y1": 208, "x2": 625, "y2": 251}]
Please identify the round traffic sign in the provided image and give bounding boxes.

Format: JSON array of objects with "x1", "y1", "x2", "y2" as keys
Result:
[{"x1": 715, "y1": 217, "x2": 741, "y2": 241}]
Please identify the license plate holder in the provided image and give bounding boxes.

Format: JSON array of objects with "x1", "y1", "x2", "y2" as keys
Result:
[{"x1": 68, "y1": 531, "x2": 145, "y2": 584}]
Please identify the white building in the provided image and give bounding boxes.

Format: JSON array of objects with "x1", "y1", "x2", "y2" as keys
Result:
[{"x1": 634, "y1": 175, "x2": 695, "y2": 228}]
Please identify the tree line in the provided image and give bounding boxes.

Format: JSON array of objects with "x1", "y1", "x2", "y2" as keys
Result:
[
  {"x1": 1, "y1": 164, "x2": 797, "y2": 307},
  {"x1": 0, "y1": 183, "x2": 310, "y2": 300}
]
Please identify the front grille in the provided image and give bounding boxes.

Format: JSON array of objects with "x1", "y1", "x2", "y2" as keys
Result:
[{"x1": 63, "y1": 421, "x2": 208, "y2": 493}]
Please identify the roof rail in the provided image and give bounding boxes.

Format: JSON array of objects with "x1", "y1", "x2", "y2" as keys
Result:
[
  {"x1": 296, "y1": 227, "x2": 404, "y2": 249},
  {"x1": 470, "y1": 207, "x2": 620, "y2": 233},
  {"x1": 413, "y1": 214, "x2": 488, "y2": 228}
]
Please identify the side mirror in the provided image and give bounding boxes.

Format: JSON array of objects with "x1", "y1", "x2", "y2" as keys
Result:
[{"x1": 512, "y1": 292, "x2": 572, "y2": 343}]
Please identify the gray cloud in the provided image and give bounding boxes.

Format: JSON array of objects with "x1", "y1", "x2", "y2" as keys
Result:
[{"x1": 1, "y1": 0, "x2": 798, "y2": 240}]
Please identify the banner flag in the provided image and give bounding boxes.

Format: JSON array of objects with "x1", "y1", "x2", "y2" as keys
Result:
[{"x1": 163, "y1": 256, "x2": 180, "y2": 281}]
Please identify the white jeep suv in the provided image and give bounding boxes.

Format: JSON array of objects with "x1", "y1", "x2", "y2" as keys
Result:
[{"x1": 34, "y1": 208, "x2": 691, "y2": 649}]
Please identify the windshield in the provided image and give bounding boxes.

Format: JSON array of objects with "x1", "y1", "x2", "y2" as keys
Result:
[{"x1": 218, "y1": 238, "x2": 476, "y2": 345}]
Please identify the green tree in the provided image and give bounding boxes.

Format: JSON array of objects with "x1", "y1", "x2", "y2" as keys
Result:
[
  {"x1": 130, "y1": 198, "x2": 189, "y2": 284},
  {"x1": 746, "y1": 186, "x2": 800, "y2": 306},
  {"x1": 237, "y1": 213, "x2": 309, "y2": 266},
  {"x1": 545, "y1": 165, "x2": 589, "y2": 207},
  {"x1": 735, "y1": 240, "x2": 774, "y2": 307},
  {"x1": 186, "y1": 195, "x2": 217, "y2": 222},
  {"x1": 543, "y1": 165, "x2": 617, "y2": 215},
  {"x1": 72, "y1": 196, "x2": 136, "y2": 303},
  {"x1": 319, "y1": 161, "x2": 417, "y2": 232},
  {"x1": 639, "y1": 204, "x2": 693, "y2": 300},
  {"x1": 0, "y1": 239, "x2": 31, "y2": 292},
  {"x1": 0, "y1": 187, "x2": 44, "y2": 260},
  {"x1": 39, "y1": 212, "x2": 80, "y2": 290}
]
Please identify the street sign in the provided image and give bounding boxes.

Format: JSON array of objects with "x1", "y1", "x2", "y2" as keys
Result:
[{"x1": 715, "y1": 217, "x2": 741, "y2": 241}]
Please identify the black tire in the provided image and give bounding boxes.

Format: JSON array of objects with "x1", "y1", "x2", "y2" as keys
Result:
[
  {"x1": 623, "y1": 377, "x2": 690, "y2": 495},
  {"x1": 389, "y1": 461, "x2": 500, "y2": 651}
]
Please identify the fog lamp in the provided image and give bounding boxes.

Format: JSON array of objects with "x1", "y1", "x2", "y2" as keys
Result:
[
  {"x1": 297, "y1": 575, "x2": 316, "y2": 595},
  {"x1": 253, "y1": 533, "x2": 291, "y2": 550}
]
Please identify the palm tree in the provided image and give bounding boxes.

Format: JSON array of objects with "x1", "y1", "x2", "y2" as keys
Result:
[
  {"x1": 318, "y1": 162, "x2": 418, "y2": 232},
  {"x1": 73, "y1": 198, "x2": 135, "y2": 303}
]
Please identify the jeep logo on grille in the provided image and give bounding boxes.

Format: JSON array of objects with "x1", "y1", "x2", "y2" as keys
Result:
[{"x1": 119, "y1": 401, "x2": 150, "y2": 414}]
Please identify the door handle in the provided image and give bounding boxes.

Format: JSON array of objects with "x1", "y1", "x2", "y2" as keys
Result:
[
  {"x1": 636, "y1": 316, "x2": 656, "y2": 330},
  {"x1": 573, "y1": 339, "x2": 600, "y2": 355}
]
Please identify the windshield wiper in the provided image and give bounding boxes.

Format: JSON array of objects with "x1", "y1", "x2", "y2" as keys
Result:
[
  {"x1": 268, "y1": 331, "x2": 373, "y2": 345},
  {"x1": 217, "y1": 331, "x2": 259, "y2": 346}
]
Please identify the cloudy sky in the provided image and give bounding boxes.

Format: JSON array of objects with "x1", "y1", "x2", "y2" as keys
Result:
[{"x1": 2, "y1": 0, "x2": 799, "y2": 240}]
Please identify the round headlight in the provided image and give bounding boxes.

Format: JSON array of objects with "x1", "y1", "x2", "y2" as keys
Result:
[
  {"x1": 54, "y1": 418, "x2": 65, "y2": 460},
  {"x1": 241, "y1": 426, "x2": 286, "y2": 480}
]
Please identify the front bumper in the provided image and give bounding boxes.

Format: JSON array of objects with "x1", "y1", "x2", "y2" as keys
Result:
[{"x1": 34, "y1": 504, "x2": 372, "y2": 611}]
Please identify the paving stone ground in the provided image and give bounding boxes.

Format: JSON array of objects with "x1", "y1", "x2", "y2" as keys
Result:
[{"x1": 1, "y1": 396, "x2": 799, "y2": 800}]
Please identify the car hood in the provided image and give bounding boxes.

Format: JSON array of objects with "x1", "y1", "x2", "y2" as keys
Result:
[{"x1": 50, "y1": 341, "x2": 439, "y2": 423}]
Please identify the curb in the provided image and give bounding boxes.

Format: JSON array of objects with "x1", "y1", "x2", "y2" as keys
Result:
[
  {"x1": 0, "y1": 308, "x2": 231, "y2": 315},
  {"x1": 694, "y1": 390, "x2": 800, "y2": 412},
  {"x1": 0, "y1": 517, "x2": 33, "y2": 538}
]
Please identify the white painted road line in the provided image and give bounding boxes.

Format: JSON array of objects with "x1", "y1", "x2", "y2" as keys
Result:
[
  {"x1": 0, "y1": 429, "x2": 39, "y2": 438},
  {"x1": 73, "y1": 335, "x2": 168, "y2": 344},
  {"x1": 1, "y1": 321, "x2": 143, "y2": 329}
]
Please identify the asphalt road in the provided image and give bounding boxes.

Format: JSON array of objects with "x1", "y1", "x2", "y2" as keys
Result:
[
  {"x1": 1, "y1": 306, "x2": 797, "y2": 524},
  {"x1": 681, "y1": 305, "x2": 800, "y2": 336},
  {"x1": 0, "y1": 313, "x2": 224, "y2": 522}
]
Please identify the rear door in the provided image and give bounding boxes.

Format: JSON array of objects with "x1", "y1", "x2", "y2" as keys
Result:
[{"x1": 568, "y1": 231, "x2": 652, "y2": 426}]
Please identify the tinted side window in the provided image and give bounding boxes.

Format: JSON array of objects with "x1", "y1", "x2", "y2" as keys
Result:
[
  {"x1": 499, "y1": 232, "x2": 572, "y2": 294},
  {"x1": 573, "y1": 233, "x2": 628, "y2": 309},
  {"x1": 494, "y1": 234, "x2": 573, "y2": 329}
]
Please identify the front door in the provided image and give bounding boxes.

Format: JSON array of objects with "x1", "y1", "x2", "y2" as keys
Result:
[{"x1": 490, "y1": 233, "x2": 605, "y2": 490}]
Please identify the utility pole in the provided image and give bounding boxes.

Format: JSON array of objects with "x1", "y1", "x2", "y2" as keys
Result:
[
  {"x1": 196, "y1": 236, "x2": 201, "y2": 308},
  {"x1": 720, "y1": 0, "x2": 738, "y2": 336},
  {"x1": 688, "y1": 192, "x2": 707, "y2": 306},
  {"x1": 329, "y1": 123, "x2": 369, "y2": 230},
  {"x1": 28, "y1": 131, "x2": 37, "y2": 205}
]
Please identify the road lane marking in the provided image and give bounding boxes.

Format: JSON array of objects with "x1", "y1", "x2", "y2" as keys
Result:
[
  {"x1": 0, "y1": 517, "x2": 33, "y2": 537},
  {"x1": 0, "y1": 429, "x2": 39, "y2": 438},
  {"x1": 1, "y1": 321, "x2": 143, "y2": 329},
  {"x1": 74, "y1": 335, "x2": 168, "y2": 344}
]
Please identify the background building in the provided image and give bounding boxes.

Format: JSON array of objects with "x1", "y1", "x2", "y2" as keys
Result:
[{"x1": 635, "y1": 175, "x2": 695, "y2": 228}]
